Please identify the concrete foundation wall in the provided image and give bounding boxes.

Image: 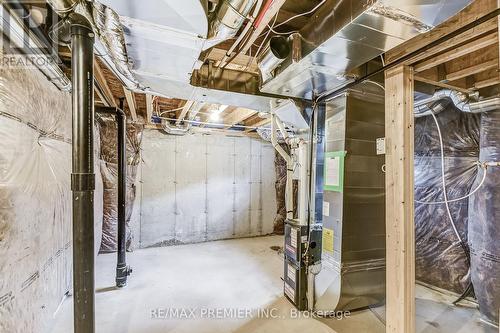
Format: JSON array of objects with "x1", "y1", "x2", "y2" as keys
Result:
[{"x1": 136, "y1": 130, "x2": 276, "y2": 248}]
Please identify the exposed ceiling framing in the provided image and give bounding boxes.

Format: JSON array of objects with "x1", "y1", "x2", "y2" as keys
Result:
[
  {"x1": 53, "y1": 0, "x2": 327, "y2": 136},
  {"x1": 385, "y1": 0, "x2": 500, "y2": 97}
]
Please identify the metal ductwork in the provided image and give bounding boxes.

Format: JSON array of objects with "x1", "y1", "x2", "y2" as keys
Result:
[
  {"x1": 160, "y1": 101, "x2": 203, "y2": 135},
  {"x1": 259, "y1": 0, "x2": 474, "y2": 100},
  {"x1": 47, "y1": 0, "x2": 78, "y2": 14},
  {"x1": 258, "y1": 36, "x2": 291, "y2": 84},
  {"x1": 205, "y1": 0, "x2": 257, "y2": 49},
  {"x1": 68, "y1": 0, "x2": 275, "y2": 110},
  {"x1": 415, "y1": 89, "x2": 500, "y2": 117}
]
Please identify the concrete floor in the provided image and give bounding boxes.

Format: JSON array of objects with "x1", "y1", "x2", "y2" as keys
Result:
[{"x1": 51, "y1": 236, "x2": 497, "y2": 333}]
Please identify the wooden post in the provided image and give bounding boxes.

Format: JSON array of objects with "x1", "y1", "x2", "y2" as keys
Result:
[{"x1": 384, "y1": 65, "x2": 415, "y2": 333}]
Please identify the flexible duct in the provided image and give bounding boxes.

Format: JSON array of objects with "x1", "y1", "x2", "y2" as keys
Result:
[
  {"x1": 47, "y1": 0, "x2": 142, "y2": 91},
  {"x1": 160, "y1": 102, "x2": 203, "y2": 135},
  {"x1": 415, "y1": 90, "x2": 500, "y2": 117}
]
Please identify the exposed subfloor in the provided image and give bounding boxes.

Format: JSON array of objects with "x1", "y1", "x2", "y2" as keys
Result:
[{"x1": 51, "y1": 236, "x2": 497, "y2": 333}]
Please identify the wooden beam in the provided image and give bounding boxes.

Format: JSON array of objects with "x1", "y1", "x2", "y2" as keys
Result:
[
  {"x1": 384, "y1": 65, "x2": 415, "y2": 333},
  {"x1": 239, "y1": 0, "x2": 287, "y2": 55},
  {"x1": 94, "y1": 60, "x2": 116, "y2": 107},
  {"x1": 414, "y1": 75, "x2": 472, "y2": 94},
  {"x1": 145, "y1": 94, "x2": 153, "y2": 124},
  {"x1": 205, "y1": 48, "x2": 258, "y2": 73},
  {"x1": 474, "y1": 76, "x2": 500, "y2": 89},
  {"x1": 414, "y1": 31, "x2": 498, "y2": 72},
  {"x1": 176, "y1": 101, "x2": 195, "y2": 125},
  {"x1": 444, "y1": 59, "x2": 498, "y2": 81},
  {"x1": 223, "y1": 108, "x2": 258, "y2": 129},
  {"x1": 244, "y1": 118, "x2": 271, "y2": 132},
  {"x1": 385, "y1": 0, "x2": 500, "y2": 65},
  {"x1": 123, "y1": 88, "x2": 138, "y2": 121}
]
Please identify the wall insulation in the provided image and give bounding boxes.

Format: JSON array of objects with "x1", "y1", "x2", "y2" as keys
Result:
[
  {"x1": 414, "y1": 105, "x2": 480, "y2": 293},
  {"x1": 0, "y1": 66, "x2": 103, "y2": 332},
  {"x1": 415, "y1": 104, "x2": 500, "y2": 324},
  {"x1": 98, "y1": 118, "x2": 143, "y2": 252},
  {"x1": 137, "y1": 130, "x2": 276, "y2": 248},
  {"x1": 469, "y1": 110, "x2": 500, "y2": 324}
]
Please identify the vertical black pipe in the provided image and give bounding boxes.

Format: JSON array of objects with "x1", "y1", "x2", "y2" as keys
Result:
[
  {"x1": 70, "y1": 13, "x2": 95, "y2": 333},
  {"x1": 116, "y1": 99, "x2": 130, "y2": 287}
]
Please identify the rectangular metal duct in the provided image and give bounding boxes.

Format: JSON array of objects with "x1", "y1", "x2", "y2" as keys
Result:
[
  {"x1": 315, "y1": 83, "x2": 386, "y2": 312},
  {"x1": 260, "y1": 0, "x2": 474, "y2": 100}
]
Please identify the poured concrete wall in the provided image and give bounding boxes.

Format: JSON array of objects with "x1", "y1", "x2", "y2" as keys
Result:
[{"x1": 136, "y1": 130, "x2": 276, "y2": 248}]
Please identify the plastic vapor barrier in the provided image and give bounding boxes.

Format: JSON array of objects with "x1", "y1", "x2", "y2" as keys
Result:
[
  {"x1": 98, "y1": 118, "x2": 143, "y2": 253},
  {"x1": 0, "y1": 66, "x2": 103, "y2": 332},
  {"x1": 274, "y1": 149, "x2": 287, "y2": 234},
  {"x1": 469, "y1": 110, "x2": 500, "y2": 324},
  {"x1": 414, "y1": 105, "x2": 480, "y2": 293}
]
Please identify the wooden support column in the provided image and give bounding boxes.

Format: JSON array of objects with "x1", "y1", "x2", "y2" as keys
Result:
[{"x1": 384, "y1": 65, "x2": 415, "y2": 333}]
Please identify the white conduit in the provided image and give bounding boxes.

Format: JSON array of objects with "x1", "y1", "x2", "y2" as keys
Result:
[{"x1": 271, "y1": 113, "x2": 293, "y2": 220}]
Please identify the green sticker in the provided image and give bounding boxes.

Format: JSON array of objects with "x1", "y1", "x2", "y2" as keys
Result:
[{"x1": 323, "y1": 151, "x2": 346, "y2": 192}]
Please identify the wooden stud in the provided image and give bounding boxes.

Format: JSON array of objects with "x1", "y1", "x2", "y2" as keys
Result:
[
  {"x1": 385, "y1": 0, "x2": 499, "y2": 65},
  {"x1": 414, "y1": 31, "x2": 498, "y2": 72},
  {"x1": 205, "y1": 48, "x2": 258, "y2": 73},
  {"x1": 145, "y1": 94, "x2": 154, "y2": 124},
  {"x1": 444, "y1": 59, "x2": 498, "y2": 81},
  {"x1": 123, "y1": 88, "x2": 138, "y2": 121},
  {"x1": 474, "y1": 76, "x2": 500, "y2": 89},
  {"x1": 244, "y1": 118, "x2": 271, "y2": 132},
  {"x1": 384, "y1": 65, "x2": 415, "y2": 333},
  {"x1": 176, "y1": 101, "x2": 195, "y2": 125},
  {"x1": 223, "y1": 108, "x2": 258, "y2": 129},
  {"x1": 94, "y1": 59, "x2": 116, "y2": 107},
  {"x1": 414, "y1": 75, "x2": 472, "y2": 94}
]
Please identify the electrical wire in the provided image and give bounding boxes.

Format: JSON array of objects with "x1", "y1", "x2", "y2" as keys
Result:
[
  {"x1": 425, "y1": 111, "x2": 474, "y2": 305},
  {"x1": 158, "y1": 106, "x2": 185, "y2": 116},
  {"x1": 273, "y1": 0, "x2": 327, "y2": 30},
  {"x1": 253, "y1": 13, "x2": 279, "y2": 61},
  {"x1": 415, "y1": 167, "x2": 487, "y2": 205},
  {"x1": 363, "y1": 80, "x2": 385, "y2": 91},
  {"x1": 156, "y1": 116, "x2": 260, "y2": 130},
  {"x1": 429, "y1": 112, "x2": 463, "y2": 246}
]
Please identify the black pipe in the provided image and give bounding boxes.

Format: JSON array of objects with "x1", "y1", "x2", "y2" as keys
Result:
[
  {"x1": 95, "y1": 101, "x2": 131, "y2": 287},
  {"x1": 317, "y1": 8, "x2": 500, "y2": 103},
  {"x1": 70, "y1": 13, "x2": 95, "y2": 333}
]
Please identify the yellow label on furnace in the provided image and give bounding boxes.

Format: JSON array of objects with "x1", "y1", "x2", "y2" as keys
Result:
[{"x1": 323, "y1": 228, "x2": 334, "y2": 252}]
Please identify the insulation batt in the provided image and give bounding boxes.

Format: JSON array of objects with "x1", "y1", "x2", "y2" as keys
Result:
[
  {"x1": 414, "y1": 104, "x2": 480, "y2": 293},
  {"x1": 0, "y1": 65, "x2": 103, "y2": 332},
  {"x1": 98, "y1": 118, "x2": 143, "y2": 253},
  {"x1": 469, "y1": 109, "x2": 500, "y2": 324}
]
